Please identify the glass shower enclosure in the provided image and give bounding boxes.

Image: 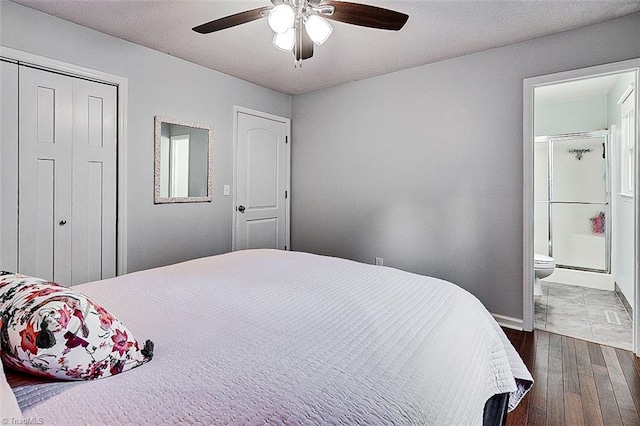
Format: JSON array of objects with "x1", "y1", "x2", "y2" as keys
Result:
[{"x1": 535, "y1": 131, "x2": 610, "y2": 273}]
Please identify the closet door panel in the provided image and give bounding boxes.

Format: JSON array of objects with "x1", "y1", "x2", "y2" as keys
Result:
[
  {"x1": 34, "y1": 159, "x2": 56, "y2": 280},
  {"x1": 0, "y1": 60, "x2": 19, "y2": 272},
  {"x1": 85, "y1": 161, "x2": 105, "y2": 281},
  {"x1": 71, "y1": 79, "x2": 117, "y2": 284},
  {"x1": 19, "y1": 67, "x2": 73, "y2": 284}
]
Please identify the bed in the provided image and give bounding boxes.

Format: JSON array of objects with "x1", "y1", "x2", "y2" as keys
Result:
[{"x1": 4, "y1": 249, "x2": 532, "y2": 424}]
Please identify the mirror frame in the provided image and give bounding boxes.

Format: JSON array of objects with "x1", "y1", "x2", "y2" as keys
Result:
[{"x1": 154, "y1": 116, "x2": 213, "y2": 203}]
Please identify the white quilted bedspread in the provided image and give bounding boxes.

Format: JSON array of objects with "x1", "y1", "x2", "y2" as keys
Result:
[{"x1": 8, "y1": 249, "x2": 532, "y2": 425}]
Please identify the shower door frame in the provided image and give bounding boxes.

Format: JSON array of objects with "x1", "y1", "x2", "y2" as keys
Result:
[{"x1": 544, "y1": 131, "x2": 611, "y2": 274}]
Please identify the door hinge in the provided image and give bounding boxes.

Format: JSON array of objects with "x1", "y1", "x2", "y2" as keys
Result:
[
  {"x1": 285, "y1": 136, "x2": 288, "y2": 144},
  {"x1": 285, "y1": 245, "x2": 288, "y2": 250},
  {"x1": 285, "y1": 190, "x2": 288, "y2": 199}
]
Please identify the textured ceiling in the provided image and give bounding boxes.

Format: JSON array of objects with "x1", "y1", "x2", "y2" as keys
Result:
[{"x1": 10, "y1": 0, "x2": 640, "y2": 95}]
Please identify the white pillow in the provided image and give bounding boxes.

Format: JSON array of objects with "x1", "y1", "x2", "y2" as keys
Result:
[{"x1": 0, "y1": 272, "x2": 153, "y2": 380}]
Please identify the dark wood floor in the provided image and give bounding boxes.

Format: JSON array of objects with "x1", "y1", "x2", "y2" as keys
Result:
[{"x1": 504, "y1": 328, "x2": 640, "y2": 426}]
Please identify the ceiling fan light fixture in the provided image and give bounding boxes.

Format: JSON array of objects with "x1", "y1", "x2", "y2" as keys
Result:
[
  {"x1": 304, "y1": 15, "x2": 332, "y2": 46},
  {"x1": 273, "y1": 27, "x2": 295, "y2": 52},
  {"x1": 268, "y1": 4, "x2": 295, "y2": 34},
  {"x1": 194, "y1": 2, "x2": 409, "y2": 64}
]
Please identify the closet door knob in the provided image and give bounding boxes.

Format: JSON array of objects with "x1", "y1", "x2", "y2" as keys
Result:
[{"x1": 59, "y1": 220, "x2": 67, "y2": 226}]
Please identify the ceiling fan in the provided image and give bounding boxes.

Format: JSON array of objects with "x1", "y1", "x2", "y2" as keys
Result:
[{"x1": 193, "y1": 0, "x2": 409, "y2": 64}]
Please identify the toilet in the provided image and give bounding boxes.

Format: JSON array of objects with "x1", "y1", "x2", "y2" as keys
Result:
[{"x1": 534, "y1": 254, "x2": 555, "y2": 296}]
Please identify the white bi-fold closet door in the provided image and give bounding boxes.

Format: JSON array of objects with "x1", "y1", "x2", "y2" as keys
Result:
[{"x1": 19, "y1": 66, "x2": 117, "y2": 286}]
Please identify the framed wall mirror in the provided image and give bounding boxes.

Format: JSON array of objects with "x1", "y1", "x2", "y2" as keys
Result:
[{"x1": 154, "y1": 116, "x2": 213, "y2": 203}]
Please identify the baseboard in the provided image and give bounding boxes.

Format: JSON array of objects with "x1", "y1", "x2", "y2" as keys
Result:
[
  {"x1": 492, "y1": 313, "x2": 524, "y2": 331},
  {"x1": 543, "y1": 268, "x2": 614, "y2": 291},
  {"x1": 615, "y1": 282, "x2": 633, "y2": 317}
]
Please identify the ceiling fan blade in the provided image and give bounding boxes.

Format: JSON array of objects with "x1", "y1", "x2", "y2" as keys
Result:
[
  {"x1": 193, "y1": 6, "x2": 271, "y2": 34},
  {"x1": 321, "y1": 1, "x2": 408, "y2": 31}
]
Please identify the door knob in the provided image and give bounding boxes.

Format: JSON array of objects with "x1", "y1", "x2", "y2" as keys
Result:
[
  {"x1": 59, "y1": 220, "x2": 67, "y2": 226},
  {"x1": 237, "y1": 205, "x2": 246, "y2": 213}
]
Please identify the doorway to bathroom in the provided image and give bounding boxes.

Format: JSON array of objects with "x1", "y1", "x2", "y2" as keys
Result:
[{"x1": 523, "y1": 59, "x2": 639, "y2": 353}]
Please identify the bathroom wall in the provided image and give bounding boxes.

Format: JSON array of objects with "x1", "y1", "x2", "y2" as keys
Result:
[
  {"x1": 608, "y1": 72, "x2": 636, "y2": 307},
  {"x1": 535, "y1": 95, "x2": 608, "y2": 136},
  {"x1": 534, "y1": 71, "x2": 637, "y2": 295}
]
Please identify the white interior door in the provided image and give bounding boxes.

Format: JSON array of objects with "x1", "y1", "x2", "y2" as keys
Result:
[
  {"x1": 71, "y1": 78, "x2": 117, "y2": 284},
  {"x1": 19, "y1": 67, "x2": 74, "y2": 284},
  {"x1": 234, "y1": 109, "x2": 290, "y2": 251},
  {"x1": 19, "y1": 66, "x2": 117, "y2": 285}
]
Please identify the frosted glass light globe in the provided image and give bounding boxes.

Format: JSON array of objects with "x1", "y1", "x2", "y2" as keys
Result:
[
  {"x1": 273, "y1": 28, "x2": 295, "y2": 52},
  {"x1": 305, "y1": 15, "x2": 332, "y2": 45},
  {"x1": 268, "y1": 4, "x2": 295, "y2": 34}
]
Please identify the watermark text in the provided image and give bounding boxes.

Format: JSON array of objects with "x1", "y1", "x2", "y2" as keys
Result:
[{"x1": 2, "y1": 418, "x2": 44, "y2": 425}]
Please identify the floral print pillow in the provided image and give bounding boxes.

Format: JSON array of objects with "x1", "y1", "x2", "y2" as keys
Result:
[{"x1": 0, "y1": 272, "x2": 153, "y2": 380}]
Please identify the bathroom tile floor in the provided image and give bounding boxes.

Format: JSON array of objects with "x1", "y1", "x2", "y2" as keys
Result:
[{"x1": 534, "y1": 281, "x2": 632, "y2": 350}]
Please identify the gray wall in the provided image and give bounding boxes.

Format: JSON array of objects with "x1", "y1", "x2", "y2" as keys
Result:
[
  {"x1": 0, "y1": 1, "x2": 291, "y2": 273},
  {"x1": 291, "y1": 13, "x2": 640, "y2": 319},
  {"x1": 2, "y1": 0, "x2": 638, "y2": 320}
]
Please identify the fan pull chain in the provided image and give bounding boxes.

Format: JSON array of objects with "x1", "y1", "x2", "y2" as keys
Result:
[{"x1": 294, "y1": 14, "x2": 302, "y2": 68}]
